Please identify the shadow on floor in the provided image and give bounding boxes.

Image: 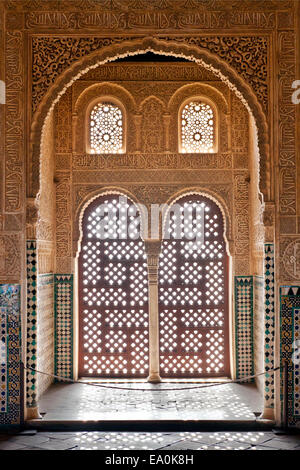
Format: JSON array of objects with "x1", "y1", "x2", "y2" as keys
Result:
[{"x1": 30, "y1": 381, "x2": 265, "y2": 429}]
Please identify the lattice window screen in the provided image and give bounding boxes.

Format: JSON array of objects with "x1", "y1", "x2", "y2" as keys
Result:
[
  {"x1": 89, "y1": 102, "x2": 123, "y2": 154},
  {"x1": 158, "y1": 195, "x2": 229, "y2": 378},
  {"x1": 181, "y1": 101, "x2": 214, "y2": 153},
  {"x1": 79, "y1": 195, "x2": 149, "y2": 378}
]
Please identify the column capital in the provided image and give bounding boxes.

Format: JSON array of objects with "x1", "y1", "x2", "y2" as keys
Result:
[
  {"x1": 144, "y1": 239, "x2": 161, "y2": 257},
  {"x1": 145, "y1": 239, "x2": 161, "y2": 285}
]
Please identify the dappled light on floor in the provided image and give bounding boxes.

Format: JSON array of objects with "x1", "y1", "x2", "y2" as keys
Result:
[
  {"x1": 1, "y1": 430, "x2": 300, "y2": 451},
  {"x1": 39, "y1": 382, "x2": 261, "y2": 421}
]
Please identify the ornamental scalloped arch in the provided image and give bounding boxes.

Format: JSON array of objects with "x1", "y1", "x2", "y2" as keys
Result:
[
  {"x1": 168, "y1": 82, "x2": 229, "y2": 114},
  {"x1": 30, "y1": 36, "x2": 269, "y2": 199},
  {"x1": 162, "y1": 187, "x2": 233, "y2": 257},
  {"x1": 74, "y1": 185, "x2": 149, "y2": 259}
]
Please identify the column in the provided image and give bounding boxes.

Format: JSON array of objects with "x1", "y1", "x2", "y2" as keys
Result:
[{"x1": 144, "y1": 239, "x2": 162, "y2": 383}]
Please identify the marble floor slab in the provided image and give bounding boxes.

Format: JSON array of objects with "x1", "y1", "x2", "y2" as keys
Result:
[{"x1": 38, "y1": 381, "x2": 263, "y2": 422}]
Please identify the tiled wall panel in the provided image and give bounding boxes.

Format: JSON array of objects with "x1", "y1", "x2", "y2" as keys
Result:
[
  {"x1": 54, "y1": 274, "x2": 73, "y2": 380},
  {"x1": 26, "y1": 241, "x2": 38, "y2": 408},
  {"x1": 280, "y1": 286, "x2": 300, "y2": 427},
  {"x1": 254, "y1": 275, "x2": 264, "y2": 394},
  {"x1": 0, "y1": 307, "x2": 8, "y2": 413},
  {"x1": 0, "y1": 284, "x2": 21, "y2": 427},
  {"x1": 264, "y1": 244, "x2": 275, "y2": 408},
  {"x1": 234, "y1": 276, "x2": 254, "y2": 381}
]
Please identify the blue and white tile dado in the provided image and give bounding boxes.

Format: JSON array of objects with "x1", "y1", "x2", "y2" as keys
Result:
[
  {"x1": 280, "y1": 286, "x2": 300, "y2": 426},
  {"x1": 0, "y1": 284, "x2": 21, "y2": 427},
  {"x1": 234, "y1": 276, "x2": 254, "y2": 381},
  {"x1": 264, "y1": 244, "x2": 275, "y2": 409},
  {"x1": 54, "y1": 274, "x2": 74, "y2": 381},
  {"x1": 26, "y1": 240, "x2": 38, "y2": 409}
]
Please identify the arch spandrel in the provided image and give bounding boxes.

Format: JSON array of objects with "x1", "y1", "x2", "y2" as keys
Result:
[{"x1": 30, "y1": 37, "x2": 270, "y2": 202}]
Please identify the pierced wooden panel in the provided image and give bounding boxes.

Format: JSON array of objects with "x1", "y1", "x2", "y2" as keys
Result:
[
  {"x1": 79, "y1": 195, "x2": 149, "y2": 378},
  {"x1": 90, "y1": 102, "x2": 123, "y2": 154},
  {"x1": 181, "y1": 101, "x2": 214, "y2": 153},
  {"x1": 159, "y1": 195, "x2": 229, "y2": 378}
]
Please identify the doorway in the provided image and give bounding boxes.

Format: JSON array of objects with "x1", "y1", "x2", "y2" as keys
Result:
[
  {"x1": 78, "y1": 192, "x2": 229, "y2": 379},
  {"x1": 159, "y1": 194, "x2": 230, "y2": 378},
  {"x1": 78, "y1": 194, "x2": 149, "y2": 378}
]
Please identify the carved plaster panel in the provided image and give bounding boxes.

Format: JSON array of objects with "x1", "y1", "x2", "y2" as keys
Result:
[
  {"x1": 0, "y1": 234, "x2": 21, "y2": 279},
  {"x1": 280, "y1": 238, "x2": 300, "y2": 282}
]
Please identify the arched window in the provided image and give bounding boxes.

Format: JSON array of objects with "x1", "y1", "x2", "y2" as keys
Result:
[
  {"x1": 89, "y1": 101, "x2": 124, "y2": 154},
  {"x1": 78, "y1": 194, "x2": 149, "y2": 378},
  {"x1": 180, "y1": 101, "x2": 216, "y2": 153},
  {"x1": 158, "y1": 194, "x2": 229, "y2": 378}
]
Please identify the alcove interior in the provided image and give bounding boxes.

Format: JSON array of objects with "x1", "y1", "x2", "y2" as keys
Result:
[{"x1": 33, "y1": 50, "x2": 265, "y2": 426}]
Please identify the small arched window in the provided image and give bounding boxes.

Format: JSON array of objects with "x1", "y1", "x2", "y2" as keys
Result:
[
  {"x1": 180, "y1": 101, "x2": 216, "y2": 153},
  {"x1": 89, "y1": 101, "x2": 124, "y2": 154}
]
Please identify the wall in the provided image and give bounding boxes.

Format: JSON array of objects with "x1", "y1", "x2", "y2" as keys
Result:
[
  {"x1": 36, "y1": 113, "x2": 56, "y2": 398},
  {"x1": 0, "y1": 0, "x2": 299, "y2": 426},
  {"x1": 52, "y1": 61, "x2": 256, "y2": 383}
]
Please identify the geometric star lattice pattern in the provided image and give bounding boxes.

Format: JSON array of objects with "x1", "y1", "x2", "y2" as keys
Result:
[
  {"x1": 280, "y1": 286, "x2": 300, "y2": 427},
  {"x1": 90, "y1": 102, "x2": 123, "y2": 154},
  {"x1": 159, "y1": 195, "x2": 229, "y2": 378},
  {"x1": 181, "y1": 101, "x2": 214, "y2": 153},
  {"x1": 0, "y1": 307, "x2": 7, "y2": 413},
  {"x1": 54, "y1": 275, "x2": 73, "y2": 381},
  {"x1": 79, "y1": 195, "x2": 149, "y2": 378},
  {"x1": 234, "y1": 277, "x2": 254, "y2": 382}
]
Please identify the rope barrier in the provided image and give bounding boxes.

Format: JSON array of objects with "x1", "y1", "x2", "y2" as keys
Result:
[{"x1": 24, "y1": 364, "x2": 281, "y2": 392}]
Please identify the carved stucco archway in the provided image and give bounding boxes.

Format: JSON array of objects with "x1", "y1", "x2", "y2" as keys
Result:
[
  {"x1": 75, "y1": 186, "x2": 149, "y2": 259},
  {"x1": 164, "y1": 187, "x2": 233, "y2": 256},
  {"x1": 73, "y1": 184, "x2": 233, "y2": 259},
  {"x1": 30, "y1": 36, "x2": 269, "y2": 201}
]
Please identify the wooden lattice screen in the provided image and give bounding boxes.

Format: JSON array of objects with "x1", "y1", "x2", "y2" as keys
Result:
[
  {"x1": 158, "y1": 195, "x2": 229, "y2": 378},
  {"x1": 78, "y1": 195, "x2": 149, "y2": 378}
]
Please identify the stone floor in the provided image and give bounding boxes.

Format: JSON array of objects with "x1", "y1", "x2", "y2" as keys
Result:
[
  {"x1": 38, "y1": 381, "x2": 263, "y2": 421},
  {"x1": 0, "y1": 430, "x2": 300, "y2": 450}
]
